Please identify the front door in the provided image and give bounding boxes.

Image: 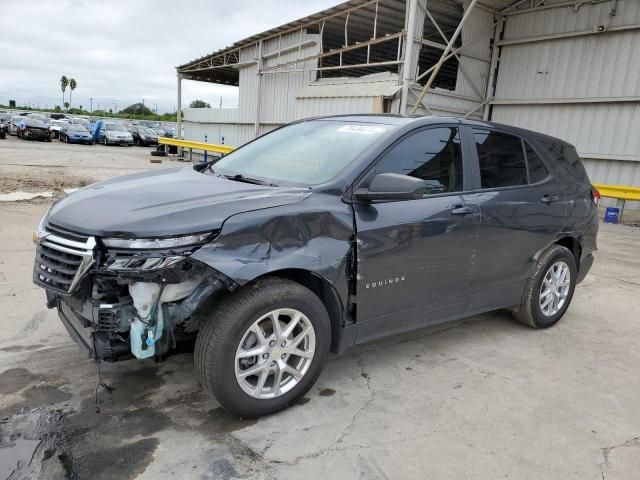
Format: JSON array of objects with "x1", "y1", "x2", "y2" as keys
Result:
[{"x1": 353, "y1": 125, "x2": 479, "y2": 343}]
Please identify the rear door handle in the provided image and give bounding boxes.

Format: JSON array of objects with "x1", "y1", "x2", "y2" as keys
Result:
[
  {"x1": 450, "y1": 205, "x2": 474, "y2": 215},
  {"x1": 540, "y1": 194, "x2": 560, "y2": 205}
]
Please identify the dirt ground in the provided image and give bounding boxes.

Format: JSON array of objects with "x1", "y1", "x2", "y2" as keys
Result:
[{"x1": 1, "y1": 134, "x2": 639, "y2": 480}]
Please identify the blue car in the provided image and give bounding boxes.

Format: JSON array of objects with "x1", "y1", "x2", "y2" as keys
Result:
[
  {"x1": 59, "y1": 124, "x2": 94, "y2": 144},
  {"x1": 92, "y1": 119, "x2": 133, "y2": 146}
]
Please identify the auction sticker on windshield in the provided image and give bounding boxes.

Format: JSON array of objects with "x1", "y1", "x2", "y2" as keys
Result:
[{"x1": 337, "y1": 124, "x2": 386, "y2": 134}]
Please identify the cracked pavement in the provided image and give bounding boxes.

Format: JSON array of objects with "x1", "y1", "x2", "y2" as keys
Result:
[{"x1": 1, "y1": 139, "x2": 640, "y2": 479}]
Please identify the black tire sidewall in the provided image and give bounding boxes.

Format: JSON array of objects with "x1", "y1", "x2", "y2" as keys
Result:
[
  {"x1": 202, "y1": 281, "x2": 330, "y2": 417},
  {"x1": 530, "y1": 248, "x2": 577, "y2": 328}
]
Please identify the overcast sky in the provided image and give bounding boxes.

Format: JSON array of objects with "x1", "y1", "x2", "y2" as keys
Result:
[{"x1": 0, "y1": 0, "x2": 342, "y2": 113}]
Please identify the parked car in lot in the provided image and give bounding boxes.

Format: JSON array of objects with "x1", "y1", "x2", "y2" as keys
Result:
[
  {"x1": 8, "y1": 116, "x2": 24, "y2": 135},
  {"x1": 49, "y1": 119, "x2": 70, "y2": 139},
  {"x1": 17, "y1": 118, "x2": 52, "y2": 141},
  {"x1": 32, "y1": 115, "x2": 598, "y2": 417},
  {"x1": 162, "y1": 126, "x2": 177, "y2": 138},
  {"x1": 93, "y1": 120, "x2": 133, "y2": 146},
  {"x1": 129, "y1": 125, "x2": 159, "y2": 146},
  {"x1": 59, "y1": 124, "x2": 94, "y2": 144}
]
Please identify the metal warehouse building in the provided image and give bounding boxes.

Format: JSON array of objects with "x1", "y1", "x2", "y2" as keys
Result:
[{"x1": 176, "y1": 0, "x2": 640, "y2": 209}]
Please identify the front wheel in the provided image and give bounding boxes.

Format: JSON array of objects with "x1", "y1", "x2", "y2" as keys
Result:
[
  {"x1": 103, "y1": 138, "x2": 108, "y2": 146},
  {"x1": 195, "y1": 278, "x2": 331, "y2": 417},
  {"x1": 512, "y1": 244, "x2": 577, "y2": 328}
]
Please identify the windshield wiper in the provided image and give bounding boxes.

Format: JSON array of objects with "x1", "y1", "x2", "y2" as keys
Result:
[{"x1": 222, "y1": 174, "x2": 278, "y2": 187}]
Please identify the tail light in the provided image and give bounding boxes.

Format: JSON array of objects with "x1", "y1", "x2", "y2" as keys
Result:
[{"x1": 591, "y1": 186, "x2": 601, "y2": 205}]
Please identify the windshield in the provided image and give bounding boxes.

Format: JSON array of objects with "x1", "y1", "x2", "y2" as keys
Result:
[
  {"x1": 140, "y1": 127, "x2": 156, "y2": 136},
  {"x1": 68, "y1": 125, "x2": 87, "y2": 132},
  {"x1": 212, "y1": 120, "x2": 394, "y2": 186},
  {"x1": 105, "y1": 124, "x2": 126, "y2": 132}
]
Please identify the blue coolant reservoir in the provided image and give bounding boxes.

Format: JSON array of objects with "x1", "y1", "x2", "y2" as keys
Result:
[{"x1": 130, "y1": 318, "x2": 162, "y2": 359}]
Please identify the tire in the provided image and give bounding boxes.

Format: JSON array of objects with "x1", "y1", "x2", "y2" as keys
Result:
[
  {"x1": 103, "y1": 138, "x2": 108, "y2": 146},
  {"x1": 150, "y1": 150, "x2": 167, "y2": 157},
  {"x1": 511, "y1": 244, "x2": 577, "y2": 329},
  {"x1": 195, "y1": 278, "x2": 331, "y2": 417}
]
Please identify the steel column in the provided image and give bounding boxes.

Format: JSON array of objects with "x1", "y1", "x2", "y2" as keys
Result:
[{"x1": 400, "y1": 0, "x2": 419, "y2": 115}]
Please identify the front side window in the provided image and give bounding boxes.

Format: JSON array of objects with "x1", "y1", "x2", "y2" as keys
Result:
[
  {"x1": 373, "y1": 127, "x2": 463, "y2": 194},
  {"x1": 212, "y1": 120, "x2": 395, "y2": 187},
  {"x1": 474, "y1": 130, "x2": 527, "y2": 188}
]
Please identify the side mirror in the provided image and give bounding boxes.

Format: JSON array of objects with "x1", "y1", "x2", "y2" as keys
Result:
[{"x1": 355, "y1": 173, "x2": 426, "y2": 202}]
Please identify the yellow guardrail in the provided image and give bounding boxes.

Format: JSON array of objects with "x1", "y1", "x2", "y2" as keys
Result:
[
  {"x1": 158, "y1": 137, "x2": 236, "y2": 155},
  {"x1": 593, "y1": 183, "x2": 640, "y2": 201}
]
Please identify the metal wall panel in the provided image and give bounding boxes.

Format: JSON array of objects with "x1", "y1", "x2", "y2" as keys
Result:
[{"x1": 492, "y1": 0, "x2": 640, "y2": 210}]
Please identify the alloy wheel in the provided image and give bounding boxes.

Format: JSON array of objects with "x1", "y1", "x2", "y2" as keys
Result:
[
  {"x1": 235, "y1": 308, "x2": 316, "y2": 399},
  {"x1": 539, "y1": 261, "x2": 571, "y2": 316}
]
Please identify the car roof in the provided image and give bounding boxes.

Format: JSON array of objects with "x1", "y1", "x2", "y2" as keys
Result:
[{"x1": 300, "y1": 114, "x2": 571, "y2": 146}]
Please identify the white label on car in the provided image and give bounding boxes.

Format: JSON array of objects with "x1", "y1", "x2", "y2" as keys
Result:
[{"x1": 337, "y1": 125, "x2": 385, "y2": 135}]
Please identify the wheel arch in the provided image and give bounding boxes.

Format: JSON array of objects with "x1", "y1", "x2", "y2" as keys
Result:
[
  {"x1": 254, "y1": 268, "x2": 345, "y2": 353},
  {"x1": 553, "y1": 235, "x2": 582, "y2": 270}
]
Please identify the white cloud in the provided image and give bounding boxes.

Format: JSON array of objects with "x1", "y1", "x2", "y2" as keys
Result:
[{"x1": 0, "y1": 0, "x2": 341, "y2": 112}]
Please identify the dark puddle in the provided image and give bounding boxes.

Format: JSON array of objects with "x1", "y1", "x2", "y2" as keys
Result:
[
  {"x1": 318, "y1": 388, "x2": 336, "y2": 397},
  {"x1": 0, "y1": 344, "x2": 46, "y2": 353},
  {"x1": 2, "y1": 358, "x2": 263, "y2": 479},
  {"x1": 0, "y1": 368, "x2": 41, "y2": 395}
]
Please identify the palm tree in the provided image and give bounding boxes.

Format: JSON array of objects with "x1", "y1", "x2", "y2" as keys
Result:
[
  {"x1": 60, "y1": 76, "x2": 69, "y2": 107},
  {"x1": 69, "y1": 78, "x2": 77, "y2": 109}
]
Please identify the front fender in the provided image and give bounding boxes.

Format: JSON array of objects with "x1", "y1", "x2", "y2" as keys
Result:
[{"x1": 190, "y1": 194, "x2": 355, "y2": 304}]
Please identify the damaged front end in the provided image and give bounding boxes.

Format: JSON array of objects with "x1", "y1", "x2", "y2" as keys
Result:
[{"x1": 33, "y1": 223, "x2": 235, "y2": 362}]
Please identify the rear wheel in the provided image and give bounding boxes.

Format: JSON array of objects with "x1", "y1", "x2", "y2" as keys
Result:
[
  {"x1": 512, "y1": 244, "x2": 577, "y2": 328},
  {"x1": 195, "y1": 278, "x2": 331, "y2": 417}
]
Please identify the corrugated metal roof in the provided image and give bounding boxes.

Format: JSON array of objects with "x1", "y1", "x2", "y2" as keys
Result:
[
  {"x1": 177, "y1": 0, "x2": 514, "y2": 74},
  {"x1": 296, "y1": 72, "x2": 401, "y2": 98}
]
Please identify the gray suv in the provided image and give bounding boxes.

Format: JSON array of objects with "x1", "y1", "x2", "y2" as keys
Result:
[{"x1": 33, "y1": 115, "x2": 598, "y2": 417}]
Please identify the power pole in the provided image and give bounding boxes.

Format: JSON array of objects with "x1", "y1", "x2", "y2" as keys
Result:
[
  {"x1": 153, "y1": 103, "x2": 158, "y2": 115},
  {"x1": 90, "y1": 97, "x2": 93, "y2": 113}
]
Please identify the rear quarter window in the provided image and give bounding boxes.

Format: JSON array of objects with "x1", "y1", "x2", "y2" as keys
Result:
[{"x1": 536, "y1": 137, "x2": 590, "y2": 183}]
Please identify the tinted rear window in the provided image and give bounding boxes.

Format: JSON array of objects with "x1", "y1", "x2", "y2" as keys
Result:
[
  {"x1": 536, "y1": 137, "x2": 589, "y2": 182},
  {"x1": 474, "y1": 130, "x2": 527, "y2": 188},
  {"x1": 524, "y1": 142, "x2": 549, "y2": 183}
]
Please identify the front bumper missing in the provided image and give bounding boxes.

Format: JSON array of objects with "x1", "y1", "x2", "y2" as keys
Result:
[{"x1": 53, "y1": 295, "x2": 132, "y2": 362}]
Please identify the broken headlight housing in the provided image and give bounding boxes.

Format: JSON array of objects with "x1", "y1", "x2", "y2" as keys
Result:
[
  {"x1": 101, "y1": 232, "x2": 215, "y2": 272},
  {"x1": 102, "y1": 232, "x2": 212, "y2": 250}
]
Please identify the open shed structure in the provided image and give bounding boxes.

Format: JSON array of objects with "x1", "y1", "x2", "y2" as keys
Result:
[{"x1": 177, "y1": 0, "x2": 640, "y2": 208}]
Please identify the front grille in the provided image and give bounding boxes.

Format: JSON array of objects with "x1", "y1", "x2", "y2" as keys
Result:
[{"x1": 34, "y1": 231, "x2": 96, "y2": 294}]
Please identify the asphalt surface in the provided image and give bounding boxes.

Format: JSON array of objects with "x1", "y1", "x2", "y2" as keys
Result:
[{"x1": 1, "y1": 135, "x2": 639, "y2": 480}]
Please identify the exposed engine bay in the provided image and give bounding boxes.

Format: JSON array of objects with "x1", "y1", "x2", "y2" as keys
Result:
[{"x1": 35, "y1": 224, "x2": 235, "y2": 362}]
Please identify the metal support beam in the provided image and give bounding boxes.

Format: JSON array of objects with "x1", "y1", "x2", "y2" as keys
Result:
[
  {"x1": 410, "y1": 0, "x2": 480, "y2": 115},
  {"x1": 483, "y1": 15, "x2": 504, "y2": 120},
  {"x1": 424, "y1": 6, "x2": 486, "y2": 100},
  {"x1": 497, "y1": 22, "x2": 640, "y2": 46},
  {"x1": 400, "y1": 0, "x2": 419, "y2": 115},
  {"x1": 176, "y1": 72, "x2": 183, "y2": 156},
  {"x1": 255, "y1": 40, "x2": 263, "y2": 137}
]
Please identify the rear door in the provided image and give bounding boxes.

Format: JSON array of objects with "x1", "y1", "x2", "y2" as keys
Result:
[
  {"x1": 465, "y1": 127, "x2": 566, "y2": 312},
  {"x1": 353, "y1": 125, "x2": 480, "y2": 342}
]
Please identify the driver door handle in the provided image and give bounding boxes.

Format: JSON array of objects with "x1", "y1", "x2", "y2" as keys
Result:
[
  {"x1": 540, "y1": 194, "x2": 560, "y2": 205},
  {"x1": 450, "y1": 205, "x2": 474, "y2": 215}
]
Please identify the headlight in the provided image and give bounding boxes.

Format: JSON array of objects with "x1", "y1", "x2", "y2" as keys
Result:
[
  {"x1": 32, "y1": 209, "x2": 50, "y2": 244},
  {"x1": 101, "y1": 232, "x2": 213, "y2": 249}
]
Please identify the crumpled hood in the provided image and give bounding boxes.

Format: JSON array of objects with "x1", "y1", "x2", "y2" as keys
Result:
[{"x1": 47, "y1": 166, "x2": 310, "y2": 237}]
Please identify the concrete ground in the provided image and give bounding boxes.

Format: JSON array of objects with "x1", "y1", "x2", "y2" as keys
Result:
[{"x1": 1, "y1": 135, "x2": 639, "y2": 480}]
